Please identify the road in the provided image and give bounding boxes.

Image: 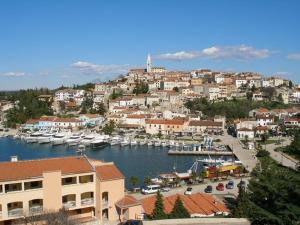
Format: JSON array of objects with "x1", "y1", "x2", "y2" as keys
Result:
[
  {"x1": 130, "y1": 177, "x2": 250, "y2": 201},
  {"x1": 219, "y1": 134, "x2": 257, "y2": 172},
  {"x1": 264, "y1": 138, "x2": 299, "y2": 170}
]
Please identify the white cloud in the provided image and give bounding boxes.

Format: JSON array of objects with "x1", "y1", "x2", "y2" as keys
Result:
[
  {"x1": 156, "y1": 45, "x2": 271, "y2": 61},
  {"x1": 71, "y1": 61, "x2": 129, "y2": 74},
  {"x1": 2, "y1": 72, "x2": 26, "y2": 77},
  {"x1": 287, "y1": 53, "x2": 300, "y2": 60}
]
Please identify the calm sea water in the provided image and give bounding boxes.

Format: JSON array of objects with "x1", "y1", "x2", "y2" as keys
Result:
[{"x1": 0, "y1": 137, "x2": 233, "y2": 188}]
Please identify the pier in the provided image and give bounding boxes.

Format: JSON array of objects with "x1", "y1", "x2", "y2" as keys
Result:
[{"x1": 168, "y1": 150, "x2": 234, "y2": 156}]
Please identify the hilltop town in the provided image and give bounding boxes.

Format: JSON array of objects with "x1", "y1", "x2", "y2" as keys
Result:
[{"x1": 0, "y1": 56, "x2": 299, "y2": 225}]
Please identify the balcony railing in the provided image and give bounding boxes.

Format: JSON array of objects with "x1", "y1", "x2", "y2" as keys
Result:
[
  {"x1": 102, "y1": 200, "x2": 109, "y2": 208},
  {"x1": 62, "y1": 201, "x2": 76, "y2": 209},
  {"x1": 81, "y1": 198, "x2": 94, "y2": 206},
  {"x1": 29, "y1": 205, "x2": 43, "y2": 214},
  {"x1": 8, "y1": 208, "x2": 23, "y2": 217}
]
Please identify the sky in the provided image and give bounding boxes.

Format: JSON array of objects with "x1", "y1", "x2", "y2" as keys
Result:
[{"x1": 0, "y1": 0, "x2": 300, "y2": 90}]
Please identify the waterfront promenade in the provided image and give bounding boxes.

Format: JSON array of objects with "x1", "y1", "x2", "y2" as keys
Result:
[{"x1": 219, "y1": 134, "x2": 257, "y2": 172}]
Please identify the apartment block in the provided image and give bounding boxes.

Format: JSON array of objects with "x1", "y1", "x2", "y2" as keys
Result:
[{"x1": 0, "y1": 156, "x2": 142, "y2": 225}]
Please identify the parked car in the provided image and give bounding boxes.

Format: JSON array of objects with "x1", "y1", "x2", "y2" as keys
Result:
[
  {"x1": 141, "y1": 185, "x2": 160, "y2": 195},
  {"x1": 216, "y1": 183, "x2": 224, "y2": 191},
  {"x1": 226, "y1": 180, "x2": 234, "y2": 189},
  {"x1": 184, "y1": 187, "x2": 193, "y2": 195},
  {"x1": 204, "y1": 185, "x2": 213, "y2": 193},
  {"x1": 121, "y1": 220, "x2": 143, "y2": 225},
  {"x1": 161, "y1": 187, "x2": 170, "y2": 192}
]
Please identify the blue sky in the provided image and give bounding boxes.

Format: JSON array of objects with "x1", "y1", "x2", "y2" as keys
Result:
[{"x1": 0, "y1": 0, "x2": 300, "y2": 90}]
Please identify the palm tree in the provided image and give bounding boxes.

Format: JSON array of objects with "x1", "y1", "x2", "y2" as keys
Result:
[
  {"x1": 143, "y1": 176, "x2": 152, "y2": 186},
  {"x1": 129, "y1": 176, "x2": 138, "y2": 190}
]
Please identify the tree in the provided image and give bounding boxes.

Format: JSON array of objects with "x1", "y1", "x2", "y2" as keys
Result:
[
  {"x1": 143, "y1": 176, "x2": 152, "y2": 186},
  {"x1": 109, "y1": 89, "x2": 123, "y2": 100},
  {"x1": 152, "y1": 191, "x2": 167, "y2": 220},
  {"x1": 174, "y1": 176, "x2": 181, "y2": 187},
  {"x1": 169, "y1": 196, "x2": 190, "y2": 219},
  {"x1": 133, "y1": 81, "x2": 149, "y2": 95},
  {"x1": 260, "y1": 133, "x2": 269, "y2": 143},
  {"x1": 97, "y1": 102, "x2": 107, "y2": 115},
  {"x1": 231, "y1": 183, "x2": 251, "y2": 218},
  {"x1": 190, "y1": 171, "x2": 198, "y2": 184},
  {"x1": 289, "y1": 80, "x2": 293, "y2": 88},
  {"x1": 102, "y1": 120, "x2": 116, "y2": 135},
  {"x1": 173, "y1": 87, "x2": 179, "y2": 92},
  {"x1": 129, "y1": 176, "x2": 138, "y2": 188},
  {"x1": 161, "y1": 178, "x2": 169, "y2": 187}
]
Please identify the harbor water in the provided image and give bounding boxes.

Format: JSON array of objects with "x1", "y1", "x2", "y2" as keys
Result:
[{"x1": 0, "y1": 137, "x2": 234, "y2": 188}]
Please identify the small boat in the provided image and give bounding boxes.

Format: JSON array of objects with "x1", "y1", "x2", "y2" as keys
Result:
[
  {"x1": 147, "y1": 141, "x2": 153, "y2": 146},
  {"x1": 76, "y1": 145, "x2": 86, "y2": 154},
  {"x1": 154, "y1": 140, "x2": 161, "y2": 147},
  {"x1": 110, "y1": 136, "x2": 121, "y2": 146},
  {"x1": 139, "y1": 140, "x2": 147, "y2": 145},
  {"x1": 120, "y1": 138, "x2": 130, "y2": 146},
  {"x1": 130, "y1": 139, "x2": 137, "y2": 146},
  {"x1": 161, "y1": 141, "x2": 168, "y2": 147}
]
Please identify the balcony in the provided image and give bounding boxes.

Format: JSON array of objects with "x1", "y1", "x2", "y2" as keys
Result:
[
  {"x1": 62, "y1": 194, "x2": 76, "y2": 209},
  {"x1": 29, "y1": 205, "x2": 43, "y2": 214},
  {"x1": 8, "y1": 208, "x2": 23, "y2": 218},
  {"x1": 81, "y1": 198, "x2": 94, "y2": 206},
  {"x1": 63, "y1": 201, "x2": 76, "y2": 209}
]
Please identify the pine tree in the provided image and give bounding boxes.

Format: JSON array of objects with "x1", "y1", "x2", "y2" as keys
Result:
[
  {"x1": 169, "y1": 196, "x2": 190, "y2": 219},
  {"x1": 232, "y1": 184, "x2": 250, "y2": 218},
  {"x1": 152, "y1": 191, "x2": 167, "y2": 220}
]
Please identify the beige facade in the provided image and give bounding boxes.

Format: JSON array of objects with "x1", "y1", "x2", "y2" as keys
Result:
[{"x1": 0, "y1": 156, "x2": 142, "y2": 225}]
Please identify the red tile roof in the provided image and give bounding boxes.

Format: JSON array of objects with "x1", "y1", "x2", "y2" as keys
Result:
[
  {"x1": 140, "y1": 193, "x2": 229, "y2": 216},
  {"x1": 146, "y1": 119, "x2": 185, "y2": 125},
  {"x1": 95, "y1": 164, "x2": 124, "y2": 181},
  {"x1": 115, "y1": 195, "x2": 141, "y2": 209},
  {"x1": 0, "y1": 156, "x2": 94, "y2": 182},
  {"x1": 189, "y1": 120, "x2": 222, "y2": 127}
]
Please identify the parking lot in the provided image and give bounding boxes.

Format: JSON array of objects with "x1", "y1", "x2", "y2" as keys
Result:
[{"x1": 129, "y1": 176, "x2": 250, "y2": 201}]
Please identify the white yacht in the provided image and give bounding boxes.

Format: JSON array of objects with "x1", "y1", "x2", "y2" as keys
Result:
[
  {"x1": 161, "y1": 141, "x2": 168, "y2": 147},
  {"x1": 66, "y1": 134, "x2": 83, "y2": 146},
  {"x1": 139, "y1": 139, "x2": 147, "y2": 145},
  {"x1": 51, "y1": 133, "x2": 69, "y2": 145},
  {"x1": 130, "y1": 139, "x2": 137, "y2": 146},
  {"x1": 120, "y1": 138, "x2": 130, "y2": 146},
  {"x1": 38, "y1": 133, "x2": 55, "y2": 144},
  {"x1": 80, "y1": 134, "x2": 97, "y2": 146},
  {"x1": 24, "y1": 132, "x2": 43, "y2": 143},
  {"x1": 147, "y1": 140, "x2": 153, "y2": 146},
  {"x1": 91, "y1": 137, "x2": 109, "y2": 148},
  {"x1": 110, "y1": 136, "x2": 121, "y2": 146},
  {"x1": 154, "y1": 140, "x2": 161, "y2": 147}
]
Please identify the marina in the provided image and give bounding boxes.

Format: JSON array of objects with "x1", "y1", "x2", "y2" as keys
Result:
[{"x1": 0, "y1": 136, "x2": 237, "y2": 188}]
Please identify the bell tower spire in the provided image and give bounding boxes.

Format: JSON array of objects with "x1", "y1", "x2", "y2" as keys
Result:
[{"x1": 146, "y1": 54, "x2": 152, "y2": 72}]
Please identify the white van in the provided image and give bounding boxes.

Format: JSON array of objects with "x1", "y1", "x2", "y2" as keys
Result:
[{"x1": 141, "y1": 185, "x2": 161, "y2": 194}]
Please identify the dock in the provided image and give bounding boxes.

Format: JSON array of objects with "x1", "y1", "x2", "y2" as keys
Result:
[{"x1": 168, "y1": 150, "x2": 234, "y2": 156}]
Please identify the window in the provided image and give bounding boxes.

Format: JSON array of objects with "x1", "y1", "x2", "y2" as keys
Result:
[
  {"x1": 5, "y1": 183, "x2": 22, "y2": 193},
  {"x1": 0, "y1": 185, "x2": 2, "y2": 193},
  {"x1": 79, "y1": 175, "x2": 93, "y2": 184},
  {"x1": 62, "y1": 177, "x2": 77, "y2": 185},
  {"x1": 24, "y1": 181, "x2": 43, "y2": 190}
]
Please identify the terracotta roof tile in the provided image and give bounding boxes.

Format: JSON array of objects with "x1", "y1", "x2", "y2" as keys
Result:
[
  {"x1": 0, "y1": 156, "x2": 94, "y2": 182},
  {"x1": 115, "y1": 195, "x2": 141, "y2": 209},
  {"x1": 96, "y1": 164, "x2": 124, "y2": 181},
  {"x1": 140, "y1": 193, "x2": 229, "y2": 216}
]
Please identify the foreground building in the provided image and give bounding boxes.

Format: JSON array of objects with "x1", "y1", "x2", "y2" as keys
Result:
[{"x1": 0, "y1": 156, "x2": 142, "y2": 224}]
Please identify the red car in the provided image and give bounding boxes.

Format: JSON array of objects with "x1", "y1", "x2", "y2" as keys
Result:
[{"x1": 216, "y1": 183, "x2": 224, "y2": 191}]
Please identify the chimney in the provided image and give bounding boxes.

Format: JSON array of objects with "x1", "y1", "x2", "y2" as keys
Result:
[{"x1": 11, "y1": 155, "x2": 18, "y2": 162}]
